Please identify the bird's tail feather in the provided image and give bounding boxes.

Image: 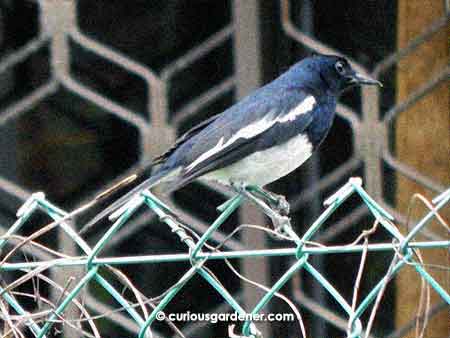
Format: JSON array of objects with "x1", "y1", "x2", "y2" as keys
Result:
[{"x1": 79, "y1": 169, "x2": 172, "y2": 235}]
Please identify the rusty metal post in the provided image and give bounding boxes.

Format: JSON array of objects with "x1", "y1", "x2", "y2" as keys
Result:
[
  {"x1": 40, "y1": 2, "x2": 81, "y2": 337},
  {"x1": 232, "y1": 1, "x2": 270, "y2": 336}
]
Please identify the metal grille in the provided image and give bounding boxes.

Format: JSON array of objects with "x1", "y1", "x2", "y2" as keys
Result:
[{"x1": 0, "y1": 1, "x2": 448, "y2": 337}]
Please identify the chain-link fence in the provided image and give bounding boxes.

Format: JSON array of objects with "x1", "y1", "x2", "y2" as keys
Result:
[
  {"x1": 1, "y1": 177, "x2": 449, "y2": 338},
  {"x1": 0, "y1": 1, "x2": 448, "y2": 337}
]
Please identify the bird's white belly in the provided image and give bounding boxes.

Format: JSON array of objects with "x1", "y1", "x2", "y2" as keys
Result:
[{"x1": 203, "y1": 134, "x2": 313, "y2": 187}]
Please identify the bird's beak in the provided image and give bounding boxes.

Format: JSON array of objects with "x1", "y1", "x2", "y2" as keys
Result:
[{"x1": 349, "y1": 72, "x2": 383, "y2": 87}]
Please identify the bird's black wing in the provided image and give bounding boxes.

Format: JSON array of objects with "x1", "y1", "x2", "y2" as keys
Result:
[
  {"x1": 167, "y1": 138, "x2": 264, "y2": 191},
  {"x1": 169, "y1": 93, "x2": 316, "y2": 190},
  {"x1": 152, "y1": 113, "x2": 221, "y2": 165}
]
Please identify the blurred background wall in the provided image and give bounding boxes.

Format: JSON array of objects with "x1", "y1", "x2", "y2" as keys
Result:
[{"x1": 0, "y1": 1, "x2": 447, "y2": 337}]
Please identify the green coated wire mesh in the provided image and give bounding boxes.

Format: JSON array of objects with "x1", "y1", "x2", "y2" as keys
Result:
[{"x1": 0, "y1": 177, "x2": 448, "y2": 338}]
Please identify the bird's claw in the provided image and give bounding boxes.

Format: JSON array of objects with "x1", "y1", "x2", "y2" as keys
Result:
[
  {"x1": 269, "y1": 214, "x2": 291, "y2": 239},
  {"x1": 230, "y1": 184, "x2": 292, "y2": 239},
  {"x1": 269, "y1": 194, "x2": 290, "y2": 216},
  {"x1": 230, "y1": 181, "x2": 247, "y2": 195}
]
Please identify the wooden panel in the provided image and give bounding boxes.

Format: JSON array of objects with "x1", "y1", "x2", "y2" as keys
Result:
[{"x1": 395, "y1": 1, "x2": 449, "y2": 337}]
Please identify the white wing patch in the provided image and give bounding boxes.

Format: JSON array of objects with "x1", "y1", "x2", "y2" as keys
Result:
[
  {"x1": 186, "y1": 95, "x2": 316, "y2": 173},
  {"x1": 186, "y1": 136, "x2": 225, "y2": 172},
  {"x1": 277, "y1": 95, "x2": 316, "y2": 123},
  {"x1": 186, "y1": 113, "x2": 276, "y2": 172}
]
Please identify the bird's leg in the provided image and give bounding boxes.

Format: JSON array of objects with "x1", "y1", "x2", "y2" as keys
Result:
[
  {"x1": 248, "y1": 186, "x2": 290, "y2": 216},
  {"x1": 230, "y1": 182, "x2": 274, "y2": 215},
  {"x1": 230, "y1": 183, "x2": 291, "y2": 238}
]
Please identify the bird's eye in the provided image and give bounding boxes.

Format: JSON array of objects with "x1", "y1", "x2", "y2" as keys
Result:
[{"x1": 335, "y1": 61, "x2": 345, "y2": 75}]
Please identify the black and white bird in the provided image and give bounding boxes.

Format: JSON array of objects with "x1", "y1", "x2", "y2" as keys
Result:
[{"x1": 80, "y1": 54, "x2": 381, "y2": 233}]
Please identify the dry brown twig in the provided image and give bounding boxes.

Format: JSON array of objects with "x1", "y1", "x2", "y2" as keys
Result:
[
  {"x1": 5, "y1": 291, "x2": 99, "y2": 338},
  {"x1": 0, "y1": 174, "x2": 138, "y2": 269},
  {"x1": 364, "y1": 251, "x2": 399, "y2": 338},
  {"x1": 0, "y1": 295, "x2": 24, "y2": 338},
  {"x1": 403, "y1": 192, "x2": 448, "y2": 338},
  {"x1": 4, "y1": 271, "x2": 101, "y2": 338}
]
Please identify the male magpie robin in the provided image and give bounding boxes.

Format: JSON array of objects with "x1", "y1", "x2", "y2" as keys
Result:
[{"x1": 80, "y1": 54, "x2": 381, "y2": 234}]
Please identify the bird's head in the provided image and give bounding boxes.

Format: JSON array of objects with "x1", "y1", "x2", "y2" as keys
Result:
[{"x1": 284, "y1": 54, "x2": 382, "y2": 95}]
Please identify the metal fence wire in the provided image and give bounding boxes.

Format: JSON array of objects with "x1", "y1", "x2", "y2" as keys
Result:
[
  {"x1": 0, "y1": 0, "x2": 448, "y2": 337},
  {"x1": 0, "y1": 178, "x2": 449, "y2": 338}
]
